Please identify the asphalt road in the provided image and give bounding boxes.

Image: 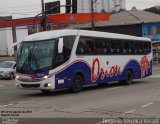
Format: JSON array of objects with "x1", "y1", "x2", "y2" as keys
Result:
[{"x1": 0, "y1": 65, "x2": 160, "y2": 124}]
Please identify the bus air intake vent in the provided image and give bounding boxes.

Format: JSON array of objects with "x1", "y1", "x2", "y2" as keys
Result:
[{"x1": 21, "y1": 84, "x2": 40, "y2": 88}]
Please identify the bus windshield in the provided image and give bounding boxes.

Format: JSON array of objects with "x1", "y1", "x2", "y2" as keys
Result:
[{"x1": 16, "y1": 39, "x2": 56, "y2": 73}]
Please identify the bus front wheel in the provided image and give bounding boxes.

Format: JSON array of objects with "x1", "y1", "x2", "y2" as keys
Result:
[
  {"x1": 41, "y1": 90, "x2": 52, "y2": 94},
  {"x1": 71, "y1": 75, "x2": 84, "y2": 93}
]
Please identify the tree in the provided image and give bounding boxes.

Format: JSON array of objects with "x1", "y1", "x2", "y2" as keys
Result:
[{"x1": 144, "y1": 6, "x2": 160, "y2": 14}]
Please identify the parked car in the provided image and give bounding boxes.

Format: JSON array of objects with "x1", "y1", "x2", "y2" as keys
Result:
[{"x1": 0, "y1": 61, "x2": 16, "y2": 80}]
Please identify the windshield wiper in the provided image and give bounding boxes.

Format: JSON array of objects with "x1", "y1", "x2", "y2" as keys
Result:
[
  {"x1": 30, "y1": 50, "x2": 39, "y2": 70},
  {"x1": 19, "y1": 49, "x2": 39, "y2": 72},
  {"x1": 19, "y1": 50, "x2": 32, "y2": 71}
]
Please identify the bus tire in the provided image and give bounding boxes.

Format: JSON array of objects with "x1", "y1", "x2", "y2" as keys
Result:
[
  {"x1": 124, "y1": 70, "x2": 133, "y2": 85},
  {"x1": 71, "y1": 75, "x2": 83, "y2": 93},
  {"x1": 41, "y1": 90, "x2": 52, "y2": 94}
]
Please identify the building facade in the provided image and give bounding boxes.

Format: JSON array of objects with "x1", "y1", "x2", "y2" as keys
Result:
[
  {"x1": 73, "y1": 10, "x2": 160, "y2": 64},
  {"x1": 46, "y1": 0, "x2": 125, "y2": 14},
  {"x1": 77, "y1": 0, "x2": 125, "y2": 13},
  {"x1": 0, "y1": 26, "x2": 28, "y2": 56},
  {"x1": 142, "y1": 23, "x2": 160, "y2": 64},
  {"x1": 142, "y1": 23, "x2": 160, "y2": 41}
]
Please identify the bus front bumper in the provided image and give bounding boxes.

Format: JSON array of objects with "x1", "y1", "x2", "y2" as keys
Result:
[{"x1": 15, "y1": 76, "x2": 55, "y2": 90}]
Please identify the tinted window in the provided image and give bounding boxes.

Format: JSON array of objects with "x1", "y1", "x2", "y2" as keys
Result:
[
  {"x1": 95, "y1": 38, "x2": 109, "y2": 55},
  {"x1": 76, "y1": 37, "x2": 94, "y2": 55},
  {"x1": 123, "y1": 40, "x2": 134, "y2": 54},
  {"x1": 55, "y1": 36, "x2": 75, "y2": 66},
  {"x1": 63, "y1": 36, "x2": 75, "y2": 59},
  {"x1": 135, "y1": 41, "x2": 143, "y2": 54},
  {"x1": 144, "y1": 42, "x2": 151, "y2": 55},
  {"x1": 110, "y1": 39, "x2": 122, "y2": 54}
]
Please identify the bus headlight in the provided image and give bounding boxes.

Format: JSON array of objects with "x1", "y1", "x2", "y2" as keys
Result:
[
  {"x1": 42, "y1": 74, "x2": 52, "y2": 80},
  {"x1": 16, "y1": 75, "x2": 19, "y2": 79}
]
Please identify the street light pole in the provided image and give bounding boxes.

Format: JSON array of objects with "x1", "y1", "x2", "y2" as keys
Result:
[
  {"x1": 41, "y1": 0, "x2": 46, "y2": 31},
  {"x1": 108, "y1": 4, "x2": 120, "y2": 13},
  {"x1": 41, "y1": 0, "x2": 45, "y2": 15},
  {"x1": 91, "y1": 0, "x2": 95, "y2": 30}
]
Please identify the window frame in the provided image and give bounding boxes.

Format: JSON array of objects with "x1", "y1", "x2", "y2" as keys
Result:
[
  {"x1": 94, "y1": 38, "x2": 110, "y2": 55},
  {"x1": 76, "y1": 36, "x2": 151, "y2": 56},
  {"x1": 54, "y1": 35, "x2": 76, "y2": 67},
  {"x1": 109, "y1": 39, "x2": 123, "y2": 55},
  {"x1": 143, "y1": 41, "x2": 151, "y2": 55},
  {"x1": 76, "y1": 36, "x2": 95, "y2": 56}
]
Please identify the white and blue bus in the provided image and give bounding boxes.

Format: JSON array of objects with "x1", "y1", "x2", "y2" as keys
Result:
[{"x1": 15, "y1": 30, "x2": 152, "y2": 93}]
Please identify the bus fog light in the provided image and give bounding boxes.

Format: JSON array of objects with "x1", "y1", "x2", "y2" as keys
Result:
[
  {"x1": 16, "y1": 84, "x2": 19, "y2": 87},
  {"x1": 44, "y1": 83, "x2": 51, "y2": 87}
]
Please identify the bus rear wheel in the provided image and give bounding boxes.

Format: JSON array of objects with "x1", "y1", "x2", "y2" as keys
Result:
[
  {"x1": 124, "y1": 70, "x2": 133, "y2": 85},
  {"x1": 71, "y1": 75, "x2": 84, "y2": 93},
  {"x1": 119, "y1": 70, "x2": 133, "y2": 85}
]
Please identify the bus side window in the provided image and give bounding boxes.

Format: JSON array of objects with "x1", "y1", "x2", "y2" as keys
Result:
[
  {"x1": 55, "y1": 36, "x2": 75, "y2": 66},
  {"x1": 144, "y1": 42, "x2": 151, "y2": 55},
  {"x1": 123, "y1": 40, "x2": 134, "y2": 54},
  {"x1": 76, "y1": 37, "x2": 94, "y2": 55},
  {"x1": 63, "y1": 36, "x2": 75, "y2": 60},
  {"x1": 135, "y1": 41, "x2": 143, "y2": 55},
  {"x1": 95, "y1": 38, "x2": 109, "y2": 55},
  {"x1": 110, "y1": 39, "x2": 122, "y2": 54},
  {"x1": 76, "y1": 42, "x2": 84, "y2": 54}
]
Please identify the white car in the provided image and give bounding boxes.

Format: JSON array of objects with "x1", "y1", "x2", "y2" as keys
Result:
[{"x1": 0, "y1": 61, "x2": 16, "y2": 80}]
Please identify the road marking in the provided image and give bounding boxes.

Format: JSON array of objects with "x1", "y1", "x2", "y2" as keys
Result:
[
  {"x1": 106, "y1": 87, "x2": 122, "y2": 91},
  {"x1": 124, "y1": 109, "x2": 136, "y2": 114},
  {"x1": 96, "y1": 121, "x2": 102, "y2": 124},
  {"x1": 1, "y1": 104, "x2": 13, "y2": 107},
  {"x1": 142, "y1": 102, "x2": 153, "y2": 108},
  {"x1": 19, "y1": 101, "x2": 33, "y2": 104},
  {"x1": 0, "y1": 101, "x2": 33, "y2": 108},
  {"x1": 96, "y1": 121, "x2": 104, "y2": 124},
  {"x1": 150, "y1": 75, "x2": 160, "y2": 78}
]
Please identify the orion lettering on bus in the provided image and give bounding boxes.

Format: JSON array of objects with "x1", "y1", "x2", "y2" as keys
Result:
[{"x1": 91, "y1": 58, "x2": 121, "y2": 82}]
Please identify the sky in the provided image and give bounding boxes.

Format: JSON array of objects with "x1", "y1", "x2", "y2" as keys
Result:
[
  {"x1": 0, "y1": 0, "x2": 160, "y2": 19},
  {"x1": 126, "y1": 0, "x2": 160, "y2": 10}
]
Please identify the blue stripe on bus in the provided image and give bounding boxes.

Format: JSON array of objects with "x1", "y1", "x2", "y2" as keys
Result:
[{"x1": 54, "y1": 60, "x2": 152, "y2": 89}]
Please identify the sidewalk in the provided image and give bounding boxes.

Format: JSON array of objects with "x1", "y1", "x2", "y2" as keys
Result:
[{"x1": 153, "y1": 63, "x2": 160, "y2": 68}]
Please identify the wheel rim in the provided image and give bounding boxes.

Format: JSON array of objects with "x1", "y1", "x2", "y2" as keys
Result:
[
  {"x1": 75, "y1": 79, "x2": 82, "y2": 89},
  {"x1": 127, "y1": 72, "x2": 132, "y2": 83}
]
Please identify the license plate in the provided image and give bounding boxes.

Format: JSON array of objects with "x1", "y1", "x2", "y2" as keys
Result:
[{"x1": 27, "y1": 87, "x2": 34, "y2": 90}]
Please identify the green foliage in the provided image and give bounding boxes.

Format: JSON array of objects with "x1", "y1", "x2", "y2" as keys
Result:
[{"x1": 144, "y1": 6, "x2": 160, "y2": 14}]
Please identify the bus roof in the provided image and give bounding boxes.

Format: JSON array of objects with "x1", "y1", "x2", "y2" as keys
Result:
[{"x1": 23, "y1": 29, "x2": 151, "y2": 42}]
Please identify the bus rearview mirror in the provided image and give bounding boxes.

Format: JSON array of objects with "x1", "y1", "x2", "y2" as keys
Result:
[{"x1": 58, "y1": 38, "x2": 64, "y2": 53}]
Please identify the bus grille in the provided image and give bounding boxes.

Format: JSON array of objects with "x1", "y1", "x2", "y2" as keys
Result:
[
  {"x1": 18, "y1": 78, "x2": 41, "y2": 82},
  {"x1": 21, "y1": 84, "x2": 40, "y2": 88}
]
